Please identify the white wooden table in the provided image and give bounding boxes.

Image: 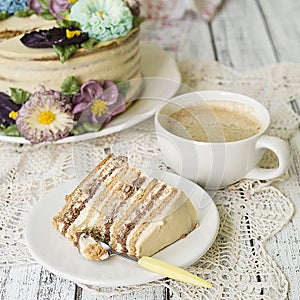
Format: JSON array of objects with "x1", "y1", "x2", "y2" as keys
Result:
[{"x1": 1, "y1": 0, "x2": 300, "y2": 299}]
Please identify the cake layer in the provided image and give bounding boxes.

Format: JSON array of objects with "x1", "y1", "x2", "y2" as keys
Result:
[
  {"x1": 0, "y1": 27, "x2": 142, "y2": 95},
  {"x1": 53, "y1": 154, "x2": 198, "y2": 260}
]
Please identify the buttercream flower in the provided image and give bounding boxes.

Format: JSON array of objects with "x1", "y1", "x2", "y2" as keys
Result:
[
  {"x1": 49, "y1": 0, "x2": 72, "y2": 19},
  {"x1": 0, "y1": 92, "x2": 21, "y2": 127},
  {"x1": 16, "y1": 87, "x2": 75, "y2": 143},
  {"x1": 72, "y1": 80, "x2": 126, "y2": 127},
  {"x1": 90, "y1": 80, "x2": 126, "y2": 125},
  {"x1": 28, "y1": 0, "x2": 42, "y2": 14},
  {"x1": 72, "y1": 80, "x2": 102, "y2": 114},
  {"x1": 0, "y1": 0, "x2": 28, "y2": 14},
  {"x1": 20, "y1": 29, "x2": 51, "y2": 48},
  {"x1": 21, "y1": 27, "x2": 88, "y2": 48},
  {"x1": 68, "y1": 0, "x2": 133, "y2": 41},
  {"x1": 47, "y1": 27, "x2": 88, "y2": 45}
]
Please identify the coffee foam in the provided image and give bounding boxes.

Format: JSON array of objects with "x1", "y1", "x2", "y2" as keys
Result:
[{"x1": 164, "y1": 101, "x2": 262, "y2": 142}]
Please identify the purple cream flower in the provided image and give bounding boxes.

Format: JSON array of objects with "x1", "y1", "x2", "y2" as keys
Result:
[
  {"x1": 0, "y1": 92, "x2": 21, "y2": 127},
  {"x1": 21, "y1": 27, "x2": 88, "y2": 48},
  {"x1": 49, "y1": 0, "x2": 71, "y2": 19},
  {"x1": 72, "y1": 80, "x2": 126, "y2": 127},
  {"x1": 28, "y1": 0, "x2": 42, "y2": 14},
  {"x1": 72, "y1": 80, "x2": 103, "y2": 114}
]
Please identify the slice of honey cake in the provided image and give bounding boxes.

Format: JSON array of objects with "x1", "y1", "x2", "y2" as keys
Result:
[{"x1": 52, "y1": 154, "x2": 198, "y2": 260}]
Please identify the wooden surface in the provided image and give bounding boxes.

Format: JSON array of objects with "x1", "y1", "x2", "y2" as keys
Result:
[{"x1": 1, "y1": 0, "x2": 300, "y2": 299}]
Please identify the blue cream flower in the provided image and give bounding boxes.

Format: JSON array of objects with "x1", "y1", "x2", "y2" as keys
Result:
[
  {"x1": 0, "y1": 0, "x2": 28, "y2": 15},
  {"x1": 68, "y1": 0, "x2": 133, "y2": 41}
]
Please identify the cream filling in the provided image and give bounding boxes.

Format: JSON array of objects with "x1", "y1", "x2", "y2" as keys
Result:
[
  {"x1": 66, "y1": 163, "x2": 148, "y2": 243},
  {"x1": 66, "y1": 163, "x2": 130, "y2": 241},
  {"x1": 54, "y1": 155, "x2": 123, "y2": 234},
  {"x1": 109, "y1": 176, "x2": 156, "y2": 250}
]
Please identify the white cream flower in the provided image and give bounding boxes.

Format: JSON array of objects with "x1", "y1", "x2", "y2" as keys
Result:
[{"x1": 16, "y1": 88, "x2": 75, "y2": 143}]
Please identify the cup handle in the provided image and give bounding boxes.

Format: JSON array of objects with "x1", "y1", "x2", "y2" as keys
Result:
[{"x1": 244, "y1": 135, "x2": 291, "y2": 180}]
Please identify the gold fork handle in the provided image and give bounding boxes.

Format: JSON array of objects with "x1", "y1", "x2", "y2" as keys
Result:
[{"x1": 138, "y1": 256, "x2": 212, "y2": 288}]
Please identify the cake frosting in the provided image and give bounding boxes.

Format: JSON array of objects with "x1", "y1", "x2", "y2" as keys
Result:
[
  {"x1": 0, "y1": 0, "x2": 143, "y2": 143},
  {"x1": 0, "y1": 15, "x2": 56, "y2": 41},
  {"x1": 52, "y1": 154, "x2": 198, "y2": 260}
]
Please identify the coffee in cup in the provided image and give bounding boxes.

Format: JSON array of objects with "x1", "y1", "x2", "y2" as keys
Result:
[
  {"x1": 154, "y1": 91, "x2": 291, "y2": 189},
  {"x1": 163, "y1": 101, "x2": 263, "y2": 143}
]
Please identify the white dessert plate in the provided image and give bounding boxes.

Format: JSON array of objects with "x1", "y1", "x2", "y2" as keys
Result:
[
  {"x1": 0, "y1": 42, "x2": 181, "y2": 144},
  {"x1": 25, "y1": 170, "x2": 219, "y2": 287}
]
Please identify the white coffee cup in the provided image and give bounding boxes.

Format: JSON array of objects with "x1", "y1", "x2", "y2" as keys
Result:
[{"x1": 154, "y1": 91, "x2": 291, "y2": 189}]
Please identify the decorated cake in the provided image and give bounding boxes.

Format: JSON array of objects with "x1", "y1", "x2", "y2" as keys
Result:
[
  {"x1": 0, "y1": 0, "x2": 143, "y2": 143},
  {"x1": 52, "y1": 154, "x2": 198, "y2": 260}
]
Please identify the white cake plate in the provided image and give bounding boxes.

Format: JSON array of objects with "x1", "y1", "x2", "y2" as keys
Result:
[{"x1": 25, "y1": 170, "x2": 219, "y2": 287}]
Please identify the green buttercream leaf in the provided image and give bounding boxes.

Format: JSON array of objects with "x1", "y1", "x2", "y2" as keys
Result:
[
  {"x1": 61, "y1": 76, "x2": 81, "y2": 97},
  {"x1": 117, "y1": 81, "x2": 131, "y2": 98},
  {"x1": 9, "y1": 88, "x2": 31, "y2": 105},
  {"x1": 3, "y1": 125, "x2": 21, "y2": 137},
  {"x1": 0, "y1": 11, "x2": 9, "y2": 21},
  {"x1": 133, "y1": 16, "x2": 144, "y2": 28},
  {"x1": 14, "y1": 9, "x2": 36, "y2": 18},
  {"x1": 82, "y1": 122, "x2": 101, "y2": 132},
  {"x1": 71, "y1": 122, "x2": 101, "y2": 135},
  {"x1": 40, "y1": 10, "x2": 56, "y2": 20},
  {"x1": 81, "y1": 38, "x2": 98, "y2": 49},
  {"x1": 38, "y1": 0, "x2": 49, "y2": 11},
  {"x1": 56, "y1": 19, "x2": 80, "y2": 29},
  {"x1": 53, "y1": 44, "x2": 79, "y2": 63},
  {"x1": 59, "y1": 9, "x2": 70, "y2": 18}
]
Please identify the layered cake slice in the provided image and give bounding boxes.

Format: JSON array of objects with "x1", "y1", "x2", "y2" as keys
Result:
[{"x1": 52, "y1": 154, "x2": 198, "y2": 260}]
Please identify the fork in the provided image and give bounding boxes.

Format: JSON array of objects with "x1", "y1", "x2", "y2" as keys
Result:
[{"x1": 98, "y1": 241, "x2": 212, "y2": 288}]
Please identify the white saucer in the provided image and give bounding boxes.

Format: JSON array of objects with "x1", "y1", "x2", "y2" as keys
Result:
[
  {"x1": 25, "y1": 170, "x2": 219, "y2": 287},
  {"x1": 0, "y1": 42, "x2": 181, "y2": 144}
]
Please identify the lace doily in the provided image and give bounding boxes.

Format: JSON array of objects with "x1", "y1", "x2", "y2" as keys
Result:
[
  {"x1": 77, "y1": 179, "x2": 293, "y2": 300},
  {"x1": 1, "y1": 61, "x2": 300, "y2": 299}
]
